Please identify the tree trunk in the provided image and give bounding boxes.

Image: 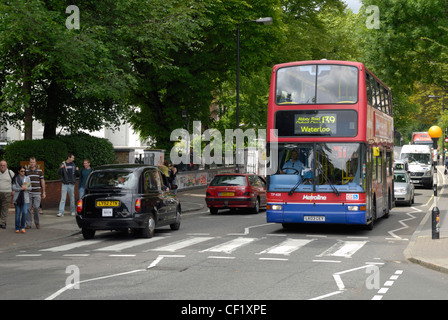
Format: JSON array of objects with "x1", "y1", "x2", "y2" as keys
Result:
[
  {"x1": 43, "y1": 80, "x2": 61, "y2": 139},
  {"x1": 22, "y1": 57, "x2": 33, "y2": 140}
]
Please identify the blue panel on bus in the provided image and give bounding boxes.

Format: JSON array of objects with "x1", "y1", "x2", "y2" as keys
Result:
[
  {"x1": 266, "y1": 203, "x2": 367, "y2": 225},
  {"x1": 268, "y1": 175, "x2": 313, "y2": 192}
]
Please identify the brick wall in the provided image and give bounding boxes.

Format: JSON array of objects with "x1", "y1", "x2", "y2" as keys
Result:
[{"x1": 41, "y1": 180, "x2": 79, "y2": 209}]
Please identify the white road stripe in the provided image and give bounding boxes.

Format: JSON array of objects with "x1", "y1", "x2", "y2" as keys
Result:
[
  {"x1": 258, "y1": 239, "x2": 313, "y2": 255},
  {"x1": 317, "y1": 240, "x2": 367, "y2": 258},
  {"x1": 151, "y1": 237, "x2": 213, "y2": 252},
  {"x1": 201, "y1": 237, "x2": 256, "y2": 254},
  {"x1": 97, "y1": 238, "x2": 164, "y2": 252},
  {"x1": 40, "y1": 240, "x2": 104, "y2": 252}
]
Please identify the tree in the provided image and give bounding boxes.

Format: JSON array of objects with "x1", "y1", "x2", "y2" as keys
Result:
[
  {"x1": 127, "y1": 0, "x2": 285, "y2": 150},
  {"x1": 210, "y1": 0, "x2": 359, "y2": 139},
  {"x1": 0, "y1": 0, "x2": 133, "y2": 139},
  {"x1": 359, "y1": 0, "x2": 448, "y2": 140}
]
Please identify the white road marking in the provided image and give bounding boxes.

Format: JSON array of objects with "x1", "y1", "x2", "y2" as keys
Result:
[
  {"x1": 258, "y1": 239, "x2": 313, "y2": 255},
  {"x1": 201, "y1": 237, "x2": 256, "y2": 254},
  {"x1": 40, "y1": 240, "x2": 104, "y2": 252},
  {"x1": 317, "y1": 240, "x2": 367, "y2": 258},
  {"x1": 96, "y1": 238, "x2": 164, "y2": 252},
  {"x1": 151, "y1": 237, "x2": 213, "y2": 252}
]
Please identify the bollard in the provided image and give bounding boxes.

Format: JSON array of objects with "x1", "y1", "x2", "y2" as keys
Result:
[{"x1": 432, "y1": 206, "x2": 440, "y2": 239}]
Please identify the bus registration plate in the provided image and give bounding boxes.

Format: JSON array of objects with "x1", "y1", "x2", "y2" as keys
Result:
[{"x1": 304, "y1": 216, "x2": 325, "y2": 222}]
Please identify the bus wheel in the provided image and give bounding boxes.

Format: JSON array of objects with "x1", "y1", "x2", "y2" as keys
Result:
[
  {"x1": 384, "y1": 191, "x2": 391, "y2": 219},
  {"x1": 366, "y1": 199, "x2": 376, "y2": 230}
]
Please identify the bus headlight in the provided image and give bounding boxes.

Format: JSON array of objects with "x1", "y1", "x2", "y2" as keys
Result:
[
  {"x1": 267, "y1": 204, "x2": 283, "y2": 211},
  {"x1": 348, "y1": 205, "x2": 366, "y2": 211}
]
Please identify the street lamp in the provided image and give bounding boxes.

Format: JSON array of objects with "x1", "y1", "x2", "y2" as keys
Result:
[
  {"x1": 428, "y1": 125, "x2": 442, "y2": 239},
  {"x1": 235, "y1": 17, "x2": 272, "y2": 172}
]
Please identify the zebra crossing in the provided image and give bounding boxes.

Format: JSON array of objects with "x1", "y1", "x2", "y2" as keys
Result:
[{"x1": 18, "y1": 235, "x2": 369, "y2": 260}]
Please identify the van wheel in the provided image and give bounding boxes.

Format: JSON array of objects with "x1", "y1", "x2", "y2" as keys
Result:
[
  {"x1": 141, "y1": 213, "x2": 155, "y2": 238},
  {"x1": 82, "y1": 228, "x2": 95, "y2": 240}
]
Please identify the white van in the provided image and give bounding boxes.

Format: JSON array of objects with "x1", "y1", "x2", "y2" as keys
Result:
[{"x1": 400, "y1": 144, "x2": 433, "y2": 188}]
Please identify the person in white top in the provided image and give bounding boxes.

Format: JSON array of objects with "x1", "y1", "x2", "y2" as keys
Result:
[{"x1": 0, "y1": 160, "x2": 14, "y2": 229}]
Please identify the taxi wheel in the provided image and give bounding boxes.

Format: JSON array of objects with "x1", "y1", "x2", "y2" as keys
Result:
[
  {"x1": 141, "y1": 213, "x2": 155, "y2": 238},
  {"x1": 170, "y1": 207, "x2": 181, "y2": 230},
  {"x1": 82, "y1": 228, "x2": 95, "y2": 240}
]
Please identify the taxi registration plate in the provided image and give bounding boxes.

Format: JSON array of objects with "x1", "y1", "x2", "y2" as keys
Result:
[{"x1": 96, "y1": 200, "x2": 120, "y2": 207}]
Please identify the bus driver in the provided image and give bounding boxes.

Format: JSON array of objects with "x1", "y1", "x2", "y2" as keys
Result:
[{"x1": 281, "y1": 150, "x2": 305, "y2": 175}]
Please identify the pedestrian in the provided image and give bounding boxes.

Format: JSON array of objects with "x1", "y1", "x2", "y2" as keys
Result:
[
  {"x1": 12, "y1": 166, "x2": 30, "y2": 233},
  {"x1": 57, "y1": 153, "x2": 78, "y2": 217},
  {"x1": 0, "y1": 160, "x2": 14, "y2": 229},
  {"x1": 445, "y1": 157, "x2": 448, "y2": 175},
  {"x1": 167, "y1": 161, "x2": 178, "y2": 194},
  {"x1": 78, "y1": 159, "x2": 92, "y2": 199},
  {"x1": 25, "y1": 157, "x2": 46, "y2": 229}
]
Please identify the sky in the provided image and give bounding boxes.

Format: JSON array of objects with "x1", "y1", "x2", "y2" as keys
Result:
[{"x1": 343, "y1": 0, "x2": 362, "y2": 13}]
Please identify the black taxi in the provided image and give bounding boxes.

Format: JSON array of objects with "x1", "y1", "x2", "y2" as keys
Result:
[{"x1": 76, "y1": 164, "x2": 181, "y2": 239}]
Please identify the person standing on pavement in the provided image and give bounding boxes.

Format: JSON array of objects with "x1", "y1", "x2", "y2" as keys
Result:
[
  {"x1": 57, "y1": 153, "x2": 78, "y2": 217},
  {"x1": 12, "y1": 166, "x2": 30, "y2": 233},
  {"x1": 25, "y1": 157, "x2": 46, "y2": 229},
  {"x1": 0, "y1": 160, "x2": 14, "y2": 229},
  {"x1": 78, "y1": 159, "x2": 92, "y2": 199}
]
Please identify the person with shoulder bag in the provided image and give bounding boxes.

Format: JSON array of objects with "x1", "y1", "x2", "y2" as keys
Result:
[{"x1": 12, "y1": 166, "x2": 30, "y2": 233}]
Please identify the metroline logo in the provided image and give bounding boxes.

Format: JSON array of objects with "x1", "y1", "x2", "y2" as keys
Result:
[{"x1": 302, "y1": 194, "x2": 327, "y2": 201}]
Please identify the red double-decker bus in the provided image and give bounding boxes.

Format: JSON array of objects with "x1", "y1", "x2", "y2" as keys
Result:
[{"x1": 266, "y1": 60, "x2": 394, "y2": 230}]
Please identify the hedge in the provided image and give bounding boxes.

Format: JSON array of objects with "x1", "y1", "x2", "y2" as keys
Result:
[{"x1": 3, "y1": 133, "x2": 115, "y2": 180}]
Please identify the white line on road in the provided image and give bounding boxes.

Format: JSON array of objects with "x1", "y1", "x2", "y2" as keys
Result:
[
  {"x1": 45, "y1": 255, "x2": 184, "y2": 300},
  {"x1": 40, "y1": 240, "x2": 104, "y2": 252},
  {"x1": 316, "y1": 240, "x2": 367, "y2": 258},
  {"x1": 96, "y1": 238, "x2": 164, "y2": 252},
  {"x1": 150, "y1": 237, "x2": 213, "y2": 252},
  {"x1": 201, "y1": 237, "x2": 256, "y2": 254},
  {"x1": 258, "y1": 238, "x2": 313, "y2": 255}
]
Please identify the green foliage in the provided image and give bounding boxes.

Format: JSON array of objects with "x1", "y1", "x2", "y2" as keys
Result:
[
  {"x1": 359, "y1": 0, "x2": 448, "y2": 141},
  {"x1": 3, "y1": 133, "x2": 114, "y2": 180},
  {"x1": 3, "y1": 0, "x2": 447, "y2": 149},
  {"x1": 3, "y1": 139, "x2": 67, "y2": 180},
  {"x1": 56, "y1": 133, "x2": 115, "y2": 168}
]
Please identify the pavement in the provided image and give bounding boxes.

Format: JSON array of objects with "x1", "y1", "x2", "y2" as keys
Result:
[
  {"x1": 0, "y1": 187, "x2": 207, "y2": 252},
  {"x1": 403, "y1": 165, "x2": 448, "y2": 274},
  {"x1": 1, "y1": 175, "x2": 448, "y2": 275}
]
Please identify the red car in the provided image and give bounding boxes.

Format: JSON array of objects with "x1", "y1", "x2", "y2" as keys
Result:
[{"x1": 205, "y1": 173, "x2": 267, "y2": 214}]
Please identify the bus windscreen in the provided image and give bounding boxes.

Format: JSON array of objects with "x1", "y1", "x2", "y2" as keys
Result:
[{"x1": 276, "y1": 64, "x2": 358, "y2": 105}]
